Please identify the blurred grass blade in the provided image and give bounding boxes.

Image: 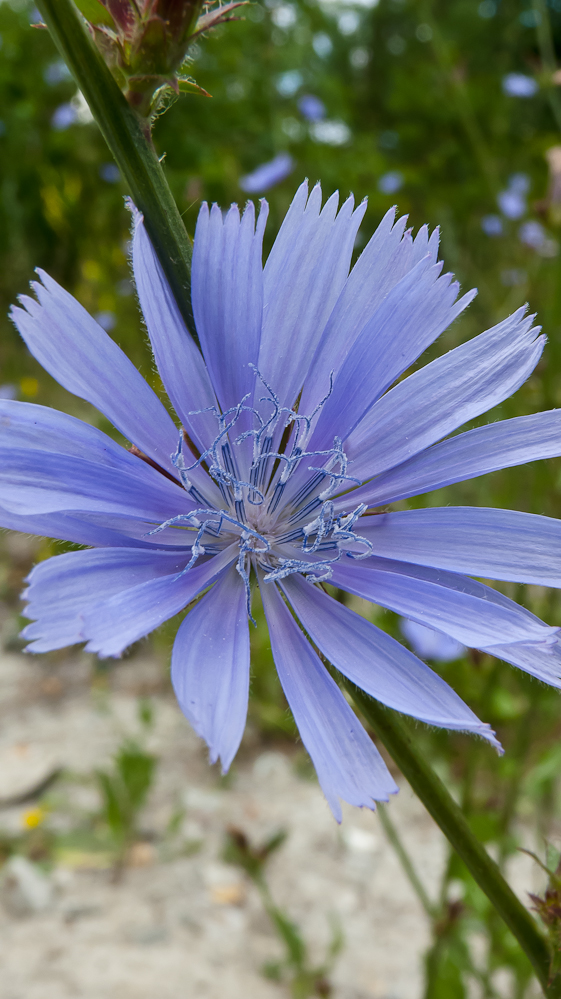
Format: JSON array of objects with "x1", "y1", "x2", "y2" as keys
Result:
[
  {"x1": 533, "y1": 0, "x2": 561, "y2": 133},
  {"x1": 36, "y1": 0, "x2": 198, "y2": 345},
  {"x1": 377, "y1": 803, "x2": 436, "y2": 919}
]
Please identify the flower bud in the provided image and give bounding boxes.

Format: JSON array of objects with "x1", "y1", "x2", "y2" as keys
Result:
[{"x1": 76, "y1": 0, "x2": 245, "y2": 119}]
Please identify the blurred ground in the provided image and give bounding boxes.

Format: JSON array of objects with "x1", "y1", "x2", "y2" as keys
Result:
[
  {"x1": 0, "y1": 635, "x2": 449, "y2": 999},
  {"x1": 0, "y1": 638, "x2": 547, "y2": 999}
]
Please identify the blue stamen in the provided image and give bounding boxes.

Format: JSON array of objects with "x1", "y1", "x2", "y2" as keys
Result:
[
  {"x1": 236, "y1": 539, "x2": 256, "y2": 625},
  {"x1": 150, "y1": 374, "x2": 372, "y2": 611},
  {"x1": 288, "y1": 496, "x2": 322, "y2": 525},
  {"x1": 264, "y1": 557, "x2": 336, "y2": 584}
]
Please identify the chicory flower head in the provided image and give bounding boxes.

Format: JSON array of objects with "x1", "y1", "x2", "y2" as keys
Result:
[
  {"x1": 400, "y1": 618, "x2": 466, "y2": 663},
  {"x1": 298, "y1": 94, "x2": 326, "y2": 122},
  {"x1": 502, "y1": 73, "x2": 538, "y2": 98},
  {"x1": 239, "y1": 153, "x2": 294, "y2": 194},
  {"x1": 4, "y1": 182, "x2": 561, "y2": 820}
]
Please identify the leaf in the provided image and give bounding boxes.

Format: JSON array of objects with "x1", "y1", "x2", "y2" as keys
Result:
[
  {"x1": 327, "y1": 915, "x2": 344, "y2": 962},
  {"x1": 194, "y1": 1, "x2": 247, "y2": 35},
  {"x1": 96, "y1": 771, "x2": 126, "y2": 839},
  {"x1": 261, "y1": 828, "x2": 288, "y2": 860},
  {"x1": 270, "y1": 907, "x2": 307, "y2": 969},
  {"x1": 74, "y1": 0, "x2": 115, "y2": 27},
  {"x1": 116, "y1": 741, "x2": 157, "y2": 812},
  {"x1": 261, "y1": 960, "x2": 283, "y2": 982},
  {"x1": 426, "y1": 949, "x2": 466, "y2": 999},
  {"x1": 177, "y1": 77, "x2": 211, "y2": 98}
]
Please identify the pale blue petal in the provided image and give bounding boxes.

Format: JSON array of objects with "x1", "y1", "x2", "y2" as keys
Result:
[
  {"x1": 281, "y1": 574, "x2": 500, "y2": 746},
  {"x1": 299, "y1": 216, "x2": 441, "y2": 414},
  {"x1": 258, "y1": 183, "x2": 367, "y2": 410},
  {"x1": 487, "y1": 640, "x2": 561, "y2": 687},
  {"x1": 11, "y1": 272, "x2": 179, "y2": 472},
  {"x1": 171, "y1": 567, "x2": 250, "y2": 772},
  {"x1": 131, "y1": 208, "x2": 218, "y2": 454},
  {"x1": 82, "y1": 545, "x2": 237, "y2": 657},
  {"x1": 0, "y1": 505, "x2": 210, "y2": 551},
  {"x1": 0, "y1": 399, "x2": 221, "y2": 523},
  {"x1": 0, "y1": 505, "x2": 150, "y2": 549},
  {"x1": 359, "y1": 507, "x2": 561, "y2": 586},
  {"x1": 329, "y1": 558, "x2": 558, "y2": 647},
  {"x1": 260, "y1": 576, "x2": 398, "y2": 820},
  {"x1": 0, "y1": 399, "x2": 176, "y2": 472},
  {"x1": 22, "y1": 548, "x2": 193, "y2": 652},
  {"x1": 335, "y1": 554, "x2": 548, "y2": 623},
  {"x1": 345, "y1": 308, "x2": 543, "y2": 481},
  {"x1": 298, "y1": 208, "x2": 402, "y2": 411},
  {"x1": 313, "y1": 257, "x2": 475, "y2": 447},
  {"x1": 0, "y1": 448, "x2": 192, "y2": 520},
  {"x1": 340, "y1": 410, "x2": 561, "y2": 509},
  {"x1": 192, "y1": 200, "x2": 268, "y2": 412},
  {"x1": 0, "y1": 399, "x2": 218, "y2": 525}
]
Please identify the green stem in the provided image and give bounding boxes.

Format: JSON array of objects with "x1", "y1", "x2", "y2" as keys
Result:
[
  {"x1": 346, "y1": 684, "x2": 559, "y2": 997},
  {"x1": 36, "y1": 0, "x2": 198, "y2": 345}
]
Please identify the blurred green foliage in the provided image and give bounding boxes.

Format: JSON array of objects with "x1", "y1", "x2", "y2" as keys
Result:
[
  {"x1": 96, "y1": 701, "x2": 157, "y2": 871},
  {"x1": 3, "y1": 0, "x2": 561, "y2": 992},
  {"x1": 225, "y1": 826, "x2": 343, "y2": 996},
  {"x1": 96, "y1": 740, "x2": 156, "y2": 859}
]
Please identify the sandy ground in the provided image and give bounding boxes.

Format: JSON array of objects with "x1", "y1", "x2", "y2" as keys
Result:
[{"x1": 0, "y1": 644, "x2": 543, "y2": 999}]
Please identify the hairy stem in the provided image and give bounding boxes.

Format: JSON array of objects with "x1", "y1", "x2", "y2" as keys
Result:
[
  {"x1": 346, "y1": 684, "x2": 559, "y2": 997},
  {"x1": 36, "y1": 0, "x2": 198, "y2": 345}
]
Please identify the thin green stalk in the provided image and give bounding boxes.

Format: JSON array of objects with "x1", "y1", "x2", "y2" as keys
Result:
[
  {"x1": 420, "y1": 0, "x2": 497, "y2": 192},
  {"x1": 533, "y1": 0, "x2": 561, "y2": 133},
  {"x1": 498, "y1": 697, "x2": 539, "y2": 869},
  {"x1": 346, "y1": 684, "x2": 559, "y2": 997},
  {"x1": 377, "y1": 806, "x2": 497, "y2": 998},
  {"x1": 378, "y1": 804, "x2": 436, "y2": 918},
  {"x1": 36, "y1": 0, "x2": 198, "y2": 345}
]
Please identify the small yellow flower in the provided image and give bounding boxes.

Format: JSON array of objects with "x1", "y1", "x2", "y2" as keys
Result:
[
  {"x1": 19, "y1": 377, "x2": 39, "y2": 398},
  {"x1": 22, "y1": 806, "x2": 45, "y2": 830}
]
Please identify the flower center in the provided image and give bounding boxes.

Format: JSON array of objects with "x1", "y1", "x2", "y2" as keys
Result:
[{"x1": 149, "y1": 372, "x2": 372, "y2": 618}]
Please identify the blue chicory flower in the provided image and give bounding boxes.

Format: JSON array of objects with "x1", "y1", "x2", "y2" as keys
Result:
[
  {"x1": 497, "y1": 173, "x2": 530, "y2": 220},
  {"x1": 377, "y1": 171, "x2": 403, "y2": 195},
  {"x1": 519, "y1": 220, "x2": 546, "y2": 250},
  {"x1": 298, "y1": 94, "x2": 326, "y2": 122},
  {"x1": 508, "y1": 173, "x2": 531, "y2": 196},
  {"x1": 99, "y1": 163, "x2": 121, "y2": 184},
  {"x1": 497, "y1": 189, "x2": 526, "y2": 220},
  {"x1": 4, "y1": 182, "x2": 561, "y2": 820},
  {"x1": 481, "y1": 215, "x2": 504, "y2": 237},
  {"x1": 239, "y1": 153, "x2": 294, "y2": 194},
  {"x1": 94, "y1": 310, "x2": 117, "y2": 332},
  {"x1": 400, "y1": 618, "x2": 466, "y2": 663},
  {"x1": 51, "y1": 102, "x2": 78, "y2": 131},
  {"x1": 44, "y1": 60, "x2": 72, "y2": 86},
  {"x1": 502, "y1": 73, "x2": 538, "y2": 98}
]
